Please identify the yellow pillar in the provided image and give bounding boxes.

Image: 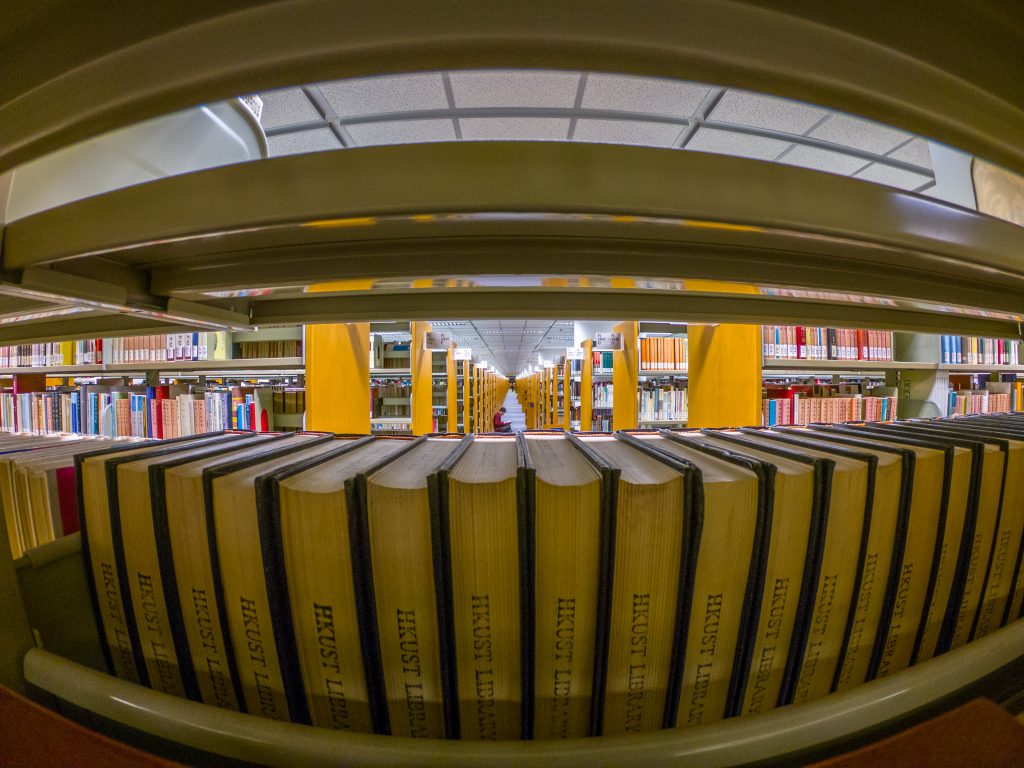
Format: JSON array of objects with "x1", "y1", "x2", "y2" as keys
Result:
[
  {"x1": 612, "y1": 320, "x2": 639, "y2": 431},
  {"x1": 687, "y1": 324, "x2": 762, "y2": 428},
  {"x1": 410, "y1": 321, "x2": 433, "y2": 436},
  {"x1": 563, "y1": 361, "x2": 571, "y2": 431},
  {"x1": 462, "y1": 360, "x2": 471, "y2": 433},
  {"x1": 446, "y1": 346, "x2": 458, "y2": 433},
  {"x1": 305, "y1": 322, "x2": 370, "y2": 433},
  {"x1": 581, "y1": 339, "x2": 593, "y2": 431}
]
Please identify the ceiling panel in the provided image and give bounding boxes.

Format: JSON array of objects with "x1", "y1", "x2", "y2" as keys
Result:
[
  {"x1": 854, "y1": 162, "x2": 933, "y2": 190},
  {"x1": 573, "y1": 119, "x2": 681, "y2": 147},
  {"x1": 318, "y1": 73, "x2": 448, "y2": 117},
  {"x1": 709, "y1": 91, "x2": 828, "y2": 135},
  {"x1": 686, "y1": 127, "x2": 792, "y2": 161},
  {"x1": 346, "y1": 119, "x2": 456, "y2": 146},
  {"x1": 886, "y1": 138, "x2": 933, "y2": 169},
  {"x1": 259, "y1": 88, "x2": 320, "y2": 129},
  {"x1": 460, "y1": 117, "x2": 571, "y2": 141},
  {"x1": 582, "y1": 73, "x2": 709, "y2": 117},
  {"x1": 809, "y1": 114, "x2": 911, "y2": 155},
  {"x1": 266, "y1": 128, "x2": 341, "y2": 157},
  {"x1": 449, "y1": 70, "x2": 579, "y2": 108},
  {"x1": 778, "y1": 144, "x2": 870, "y2": 175}
]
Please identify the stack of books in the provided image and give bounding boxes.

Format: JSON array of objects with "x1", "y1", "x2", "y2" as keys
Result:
[
  {"x1": 640, "y1": 337, "x2": 688, "y2": 371},
  {"x1": 76, "y1": 415, "x2": 1024, "y2": 739},
  {"x1": 763, "y1": 327, "x2": 894, "y2": 362}
]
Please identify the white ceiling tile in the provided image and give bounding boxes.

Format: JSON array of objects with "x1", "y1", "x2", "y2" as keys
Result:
[
  {"x1": 854, "y1": 163, "x2": 933, "y2": 190},
  {"x1": 573, "y1": 119, "x2": 681, "y2": 147},
  {"x1": 258, "y1": 88, "x2": 321, "y2": 129},
  {"x1": 582, "y1": 73, "x2": 709, "y2": 117},
  {"x1": 319, "y1": 73, "x2": 448, "y2": 117},
  {"x1": 685, "y1": 127, "x2": 792, "y2": 161},
  {"x1": 449, "y1": 70, "x2": 580, "y2": 108},
  {"x1": 346, "y1": 119, "x2": 456, "y2": 146},
  {"x1": 709, "y1": 91, "x2": 828, "y2": 135},
  {"x1": 809, "y1": 114, "x2": 911, "y2": 155},
  {"x1": 266, "y1": 128, "x2": 342, "y2": 157},
  {"x1": 461, "y1": 117, "x2": 571, "y2": 141},
  {"x1": 886, "y1": 138, "x2": 933, "y2": 169},
  {"x1": 777, "y1": 144, "x2": 870, "y2": 175}
]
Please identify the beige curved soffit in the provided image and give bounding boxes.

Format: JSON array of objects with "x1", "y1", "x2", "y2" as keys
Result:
[{"x1": 0, "y1": 0, "x2": 1022, "y2": 174}]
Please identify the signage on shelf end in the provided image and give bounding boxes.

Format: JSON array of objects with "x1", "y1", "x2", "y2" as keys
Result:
[
  {"x1": 566, "y1": 347, "x2": 586, "y2": 360},
  {"x1": 424, "y1": 331, "x2": 454, "y2": 350},
  {"x1": 593, "y1": 332, "x2": 623, "y2": 351},
  {"x1": 452, "y1": 348, "x2": 472, "y2": 360}
]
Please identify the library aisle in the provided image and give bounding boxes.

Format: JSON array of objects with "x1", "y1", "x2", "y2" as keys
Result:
[{"x1": 500, "y1": 390, "x2": 526, "y2": 431}]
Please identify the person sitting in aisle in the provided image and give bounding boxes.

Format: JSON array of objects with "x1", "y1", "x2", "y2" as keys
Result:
[{"x1": 493, "y1": 407, "x2": 512, "y2": 433}]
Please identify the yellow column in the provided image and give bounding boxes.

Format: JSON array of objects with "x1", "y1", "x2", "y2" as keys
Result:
[
  {"x1": 446, "y1": 346, "x2": 458, "y2": 433},
  {"x1": 305, "y1": 322, "x2": 370, "y2": 433},
  {"x1": 563, "y1": 361, "x2": 571, "y2": 431},
  {"x1": 462, "y1": 360, "x2": 471, "y2": 433},
  {"x1": 612, "y1": 320, "x2": 639, "y2": 431},
  {"x1": 410, "y1": 321, "x2": 433, "y2": 436},
  {"x1": 687, "y1": 324, "x2": 762, "y2": 428},
  {"x1": 581, "y1": 339, "x2": 593, "y2": 431}
]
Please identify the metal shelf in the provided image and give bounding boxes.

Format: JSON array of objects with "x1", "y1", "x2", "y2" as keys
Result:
[
  {"x1": 762, "y1": 358, "x2": 924, "y2": 371},
  {"x1": 370, "y1": 368, "x2": 411, "y2": 376},
  {"x1": 639, "y1": 369, "x2": 688, "y2": 377}
]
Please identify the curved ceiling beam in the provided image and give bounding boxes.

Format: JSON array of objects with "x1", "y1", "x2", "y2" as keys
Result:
[
  {"x1": 1, "y1": 1, "x2": 1022, "y2": 174},
  {"x1": 5, "y1": 142, "x2": 1024, "y2": 316},
  {"x1": 250, "y1": 289, "x2": 1022, "y2": 339}
]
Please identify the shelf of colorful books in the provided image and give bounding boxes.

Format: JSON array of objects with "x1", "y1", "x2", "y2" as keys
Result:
[{"x1": 0, "y1": 358, "x2": 305, "y2": 378}]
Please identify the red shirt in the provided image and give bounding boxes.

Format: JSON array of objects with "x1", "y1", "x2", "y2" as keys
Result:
[{"x1": 493, "y1": 411, "x2": 510, "y2": 429}]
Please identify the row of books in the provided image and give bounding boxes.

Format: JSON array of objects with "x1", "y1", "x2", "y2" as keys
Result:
[
  {"x1": 949, "y1": 390, "x2": 1013, "y2": 416},
  {"x1": 592, "y1": 351, "x2": 614, "y2": 374},
  {"x1": 271, "y1": 389, "x2": 306, "y2": 415},
  {"x1": 0, "y1": 384, "x2": 275, "y2": 438},
  {"x1": 0, "y1": 339, "x2": 102, "y2": 367},
  {"x1": 105, "y1": 333, "x2": 228, "y2": 364},
  {"x1": 371, "y1": 341, "x2": 411, "y2": 369},
  {"x1": 941, "y1": 336, "x2": 1021, "y2": 366},
  {"x1": 639, "y1": 382, "x2": 688, "y2": 422},
  {"x1": 639, "y1": 336, "x2": 688, "y2": 371},
  {"x1": 371, "y1": 381, "x2": 412, "y2": 418},
  {"x1": 763, "y1": 326, "x2": 894, "y2": 362},
  {"x1": 79, "y1": 416, "x2": 1024, "y2": 741},
  {"x1": 235, "y1": 339, "x2": 303, "y2": 360},
  {"x1": 762, "y1": 394, "x2": 897, "y2": 426},
  {"x1": 0, "y1": 433, "x2": 136, "y2": 558},
  {"x1": 593, "y1": 382, "x2": 614, "y2": 409}
]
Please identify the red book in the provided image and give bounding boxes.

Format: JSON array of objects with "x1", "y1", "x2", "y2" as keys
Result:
[
  {"x1": 796, "y1": 326, "x2": 807, "y2": 359},
  {"x1": 55, "y1": 466, "x2": 80, "y2": 535}
]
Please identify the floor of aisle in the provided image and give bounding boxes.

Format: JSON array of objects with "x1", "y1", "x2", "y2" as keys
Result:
[{"x1": 501, "y1": 389, "x2": 527, "y2": 432}]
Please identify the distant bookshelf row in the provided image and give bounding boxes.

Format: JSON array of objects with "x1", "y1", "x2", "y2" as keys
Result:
[
  {"x1": 0, "y1": 331, "x2": 303, "y2": 372},
  {"x1": 67, "y1": 416, "x2": 1024, "y2": 741},
  {"x1": 0, "y1": 383, "x2": 300, "y2": 438}
]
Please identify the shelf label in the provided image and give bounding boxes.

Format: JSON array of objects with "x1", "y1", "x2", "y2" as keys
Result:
[
  {"x1": 424, "y1": 331, "x2": 454, "y2": 350},
  {"x1": 566, "y1": 347, "x2": 586, "y2": 360},
  {"x1": 453, "y1": 347, "x2": 472, "y2": 360},
  {"x1": 593, "y1": 332, "x2": 623, "y2": 351}
]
